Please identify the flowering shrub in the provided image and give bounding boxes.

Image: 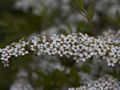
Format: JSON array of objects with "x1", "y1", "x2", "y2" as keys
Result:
[
  {"x1": 0, "y1": 31, "x2": 120, "y2": 67},
  {"x1": 1, "y1": 0, "x2": 120, "y2": 90}
]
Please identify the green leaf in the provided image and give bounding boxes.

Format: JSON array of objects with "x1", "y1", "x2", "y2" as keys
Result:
[
  {"x1": 86, "y1": 2, "x2": 94, "y2": 21},
  {"x1": 72, "y1": 0, "x2": 84, "y2": 11},
  {"x1": 69, "y1": 66, "x2": 80, "y2": 87}
]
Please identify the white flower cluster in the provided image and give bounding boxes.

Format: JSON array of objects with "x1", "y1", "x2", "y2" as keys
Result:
[
  {"x1": 30, "y1": 32, "x2": 120, "y2": 66},
  {"x1": 99, "y1": 29, "x2": 120, "y2": 40},
  {"x1": 75, "y1": 75, "x2": 120, "y2": 90},
  {"x1": 10, "y1": 69, "x2": 33, "y2": 90},
  {"x1": 0, "y1": 39, "x2": 29, "y2": 67},
  {"x1": 10, "y1": 78, "x2": 34, "y2": 90},
  {"x1": 14, "y1": 0, "x2": 70, "y2": 15},
  {"x1": 0, "y1": 32, "x2": 120, "y2": 67}
]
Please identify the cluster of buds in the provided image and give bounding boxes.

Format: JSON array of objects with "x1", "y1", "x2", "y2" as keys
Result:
[
  {"x1": 0, "y1": 39, "x2": 29, "y2": 67},
  {"x1": 0, "y1": 32, "x2": 120, "y2": 67},
  {"x1": 30, "y1": 32, "x2": 120, "y2": 66},
  {"x1": 75, "y1": 75, "x2": 120, "y2": 90}
]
